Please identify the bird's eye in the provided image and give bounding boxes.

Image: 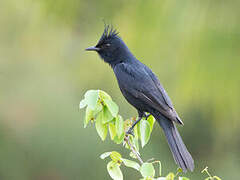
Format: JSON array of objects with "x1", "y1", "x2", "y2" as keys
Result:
[{"x1": 98, "y1": 43, "x2": 110, "y2": 49}]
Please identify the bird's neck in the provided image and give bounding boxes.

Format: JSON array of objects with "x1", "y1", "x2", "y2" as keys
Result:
[{"x1": 108, "y1": 49, "x2": 135, "y2": 68}]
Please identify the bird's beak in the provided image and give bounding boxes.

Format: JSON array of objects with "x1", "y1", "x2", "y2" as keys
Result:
[{"x1": 85, "y1": 46, "x2": 100, "y2": 51}]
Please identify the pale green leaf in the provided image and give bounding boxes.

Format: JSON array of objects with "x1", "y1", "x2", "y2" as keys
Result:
[
  {"x1": 84, "y1": 90, "x2": 99, "y2": 109},
  {"x1": 140, "y1": 163, "x2": 155, "y2": 178},
  {"x1": 79, "y1": 99, "x2": 87, "y2": 109},
  {"x1": 177, "y1": 168, "x2": 183, "y2": 174},
  {"x1": 124, "y1": 119, "x2": 132, "y2": 132},
  {"x1": 100, "y1": 152, "x2": 111, "y2": 159},
  {"x1": 95, "y1": 111, "x2": 108, "y2": 141},
  {"x1": 109, "y1": 123, "x2": 117, "y2": 140},
  {"x1": 122, "y1": 158, "x2": 140, "y2": 170},
  {"x1": 110, "y1": 151, "x2": 122, "y2": 163},
  {"x1": 147, "y1": 115, "x2": 155, "y2": 132},
  {"x1": 134, "y1": 122, "x2": 139, "y2": 139},
  {"x1": 129, "y1": 152, "x2": 137, "y2": 159},
  {"x1": 133, "y1": 136, "x2": 139, "y2": 151},
  {"x1": 92, "y1": 102, "x2": 103, "y2": 116},
  {"x1": 179, "y1": 177, "x2": 190, "y2": 180},
  {"x1": 104, "y1": 99, "x2": 119, "y2": 117},
  {"x1": 137, "y1": 120, "x2": 141, "y2": 139},
  {"x1": 115, "y1": 115, "x2": 124, "y2": 138},
  {"x1": 213, "y1": 176, "x2": 222, "y2": 180},
  {"x1": 99, "y1": 90, "x2": 112, "y2": 100},
  {"x1": 84, "y1": 106, "x2": 94, "y2": 128},
  {"x1": 155, "y1": 178, "x2": 166, "y2": 180},
  {"x1": 166, "y1": 173, "x2": 175, "y2": 180},
  {"x1": 113, "y1": 133, "x2": 125, "y2": 144},
  {"x1": 140, "y1": 120, "x2": 151, "y2": 148},
  {"x1": 107, "y1": 161, "x2": 123, "y2": 180},
  {"x1": 124, "y1": 140, "x2": 130, "y2": 149},
  {"x1": 102, "y1": 106, "x2": 114, "y2": 124}
]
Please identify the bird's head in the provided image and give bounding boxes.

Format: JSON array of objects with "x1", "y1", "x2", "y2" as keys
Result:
[{"x1": 86, "y1": 25, "x2": 134, "y2": 66}]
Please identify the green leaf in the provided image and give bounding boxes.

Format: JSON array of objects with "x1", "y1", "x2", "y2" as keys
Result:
[
  {"x1": 124, "y1": 119, "x2": 132, "y2": 132},
  {"x1": 213, "y1": 176, "x2": 222, "y2": 180},
  {"x1": 79, "y1": 99, "x2": 87, "y2": 109},
  {"x1": 140, "y1": 163, "x2": 155, "y2": 178},
  {"x1": 147, "y1": 115, "x2": 155, "y2": 132},
  {"x1": 92, "y1": 102, "x2": 103, "y2": 116},
  {"x1": 133, "y1": 136, "x2": 139, "y2": 151},
  {"x1": 109, "y1": 123, "x2": 117, "y2": 140},
  {"x1": 102, "y1": 106, "x2": 114, "y2": 124},
  {"x1": 110, "y1": 151, "x2": 122, "y2": 164},
  {"x1": 115, "y1": 115, "x2": 124, "y2": 138},
  {"x1": 100, "y1": 152, "x2": 111, "y2": 159},
  {"x1": 84, "y1": 90, "x2": 99, "y2": 109},
  {"x1": 104, "y1": 99, "x2": 119, "y2": 117},
  {"x1": 113, "y1": 133, "x2": 125, "y2": 144},
  {"x1": 107, "y1": 161, "x2": 123, "y2": 180},
  {"x1": 134, "y1": 123, "x2": 139, "y2": 139},
  {"x1": 137, "y1": 120, "x2": 141, "y2": 139},
  {"x1": 99, "y1": 90, "x2": 112, "y2": 100},
  {"x1": 95, "y1": 111, "x2": 108, "y2": 141},
  {"x1": 179, "y1": 177, "x2": 190, "y2": 180},
  {"x1": 129, "y1": 152, "x2": 137, "y2": 159},
  {"x1": 122, "y1": 158, "x2": 140, "y2": 170},
  {"x1": 84, "y1": 106, "x2": 94, "y2": 128},
  {"x1": 166, "y1": 173, "x2": 175, "y2": 180},
  {"x1": 177, "y1": 167, "x2": 183, "y2": 174},
  {"x1": 140, "y1": 120, "x2": 151, "y2": 148}
]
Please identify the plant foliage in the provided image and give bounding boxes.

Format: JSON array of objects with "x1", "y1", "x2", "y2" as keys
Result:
[{"x1": 80, "y1": 90, "x2": 221, "y2": 180}]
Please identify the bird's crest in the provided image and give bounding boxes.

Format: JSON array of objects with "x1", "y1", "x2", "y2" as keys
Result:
[{"x1": 97, "y1": 24, "x2": 119, "y2": 46}]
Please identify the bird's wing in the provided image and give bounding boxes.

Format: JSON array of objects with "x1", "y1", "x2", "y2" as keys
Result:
[
  {"x1": 144, "y1": 66, "x2": 173, "y2": 109},
  {"x1": 114, "y1": 62, "x2": 182, "y2": 124},
  {"x1": 142, "y1": 65, "x2": 183, "y2": 124}
]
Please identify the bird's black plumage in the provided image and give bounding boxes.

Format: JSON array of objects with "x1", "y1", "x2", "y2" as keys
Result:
[{"x1": 86, "y1": 25, "x2": 194, "y2": 172}]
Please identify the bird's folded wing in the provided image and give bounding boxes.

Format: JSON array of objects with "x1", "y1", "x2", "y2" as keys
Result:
[
  {"x1": 144, "y1": 66, "x2": 174, "y2": 109},
  {"x1": 114, "y1": 62, "x2": 182, "y2": 124},
  {"x1": 142, "y1": 66, "x2": 183, "y2": 124}
]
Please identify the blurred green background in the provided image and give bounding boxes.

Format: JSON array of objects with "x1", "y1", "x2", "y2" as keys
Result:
[{"x1": 0, "y1": 0, "x2": 239, "y2": 179}]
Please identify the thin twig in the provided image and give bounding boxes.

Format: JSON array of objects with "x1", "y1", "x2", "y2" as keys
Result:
[
  {"x1": 124, "y1": 135, "x2": 143, "y2": 164},
  {"x1": 146, "y1": 158, "x2": 155, "y2": 163}
]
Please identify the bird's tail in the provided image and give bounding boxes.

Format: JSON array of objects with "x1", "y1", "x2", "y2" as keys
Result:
[{"x1": 152, "y1": 112, "x2": 194, "y2": 172}]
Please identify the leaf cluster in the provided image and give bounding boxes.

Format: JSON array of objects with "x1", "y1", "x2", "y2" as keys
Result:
[
  {"x1": 80, "y1": 90, "x2": 222, "y2": 180},
  {"x1": 80, "y1": 90, "x2": 155, "y2": 147}
]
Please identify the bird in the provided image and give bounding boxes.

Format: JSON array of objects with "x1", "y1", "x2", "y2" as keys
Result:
[{"x1": 85, "y1": 25, "x2": 194, "y2": 172}]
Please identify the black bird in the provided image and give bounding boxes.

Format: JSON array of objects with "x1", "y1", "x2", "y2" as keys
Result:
[{"x1": 86, "y1": 25, "x2": 194, "y2": 172}]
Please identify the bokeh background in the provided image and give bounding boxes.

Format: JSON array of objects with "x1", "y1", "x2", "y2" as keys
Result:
[{"x1": 0, "y1": 0, "x2": 239, "y2": 179}]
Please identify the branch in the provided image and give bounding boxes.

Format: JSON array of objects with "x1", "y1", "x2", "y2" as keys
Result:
[{"x1": 124, "y1": 135, "x2": 143, "y2": 164}]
